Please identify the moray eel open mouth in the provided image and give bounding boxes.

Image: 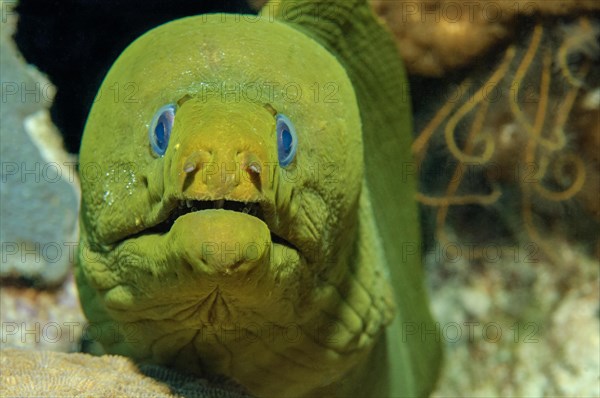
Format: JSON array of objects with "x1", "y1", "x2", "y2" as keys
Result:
[{"x1": 146, "y1": 199, "x2": 298, "y2": 251}]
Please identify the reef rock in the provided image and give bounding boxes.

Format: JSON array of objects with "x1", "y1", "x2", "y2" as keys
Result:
[
  {"x1": 0, "y1": 349, "x2": 251, "y2": 397},
  {"x1": 0, "y1": 0, "x2": 79, "y2": 286}
]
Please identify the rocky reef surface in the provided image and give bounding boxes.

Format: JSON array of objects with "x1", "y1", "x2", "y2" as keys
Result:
[
  {"x1": 0, "y1": 0, "x2": 79, "y2": 286},
  {"x1": 1, "y1": 349, "x2": 251, "y2": 397}
]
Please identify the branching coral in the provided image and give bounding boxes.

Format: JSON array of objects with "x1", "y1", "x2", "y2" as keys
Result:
[{"x1": 413, "y1": 16, "x2": 600, "y2": 256}]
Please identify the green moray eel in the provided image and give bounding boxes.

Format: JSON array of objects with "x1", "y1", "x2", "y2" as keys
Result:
[{"x1": 76, "y1": 0, "x2": 442, "y2": 396}]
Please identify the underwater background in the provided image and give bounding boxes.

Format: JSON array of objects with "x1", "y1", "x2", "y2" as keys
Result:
[{"x1": 1, "y1": 0, "x2": 599, "y2": 396}]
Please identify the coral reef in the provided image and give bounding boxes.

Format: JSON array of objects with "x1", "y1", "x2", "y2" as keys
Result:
[
  {"x1": 414, "y1": 16, "x2": 600, "y2": 256},
  {"x1": 372, "y1": 0, "x2": 600, "y2": 76},
  {"x1": 2, "y1": 0, "x2": 598, "y2": 396},
  {"x1": 427, "y1": 235, "x2": 599, "y2": 397},
  {"x1": 408, "y1": 9, "x2": 600, "y2": 398},
  {"x1": 0, "y1": 0, "x2": 85, "y2": 356},
  {"x1": 0, "y1": 349, "x2": 251, "y2": 397},
  {"x1": 0, "y1": 274, "x2": 85, "y2": 352},
  {"x1": 0, "y1": 0, "x2": 79, "y2": 285}
]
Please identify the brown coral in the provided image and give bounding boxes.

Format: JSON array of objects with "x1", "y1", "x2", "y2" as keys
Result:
[
  {"x1": 372, "y1": 0, "x2": 511, "y2": 76},
  {"x1": 0, "y1": 349, "x2": 251, "y2": 397},
  {"x1": 372, "y1": 0, "x2": 600, "y2": 76}
]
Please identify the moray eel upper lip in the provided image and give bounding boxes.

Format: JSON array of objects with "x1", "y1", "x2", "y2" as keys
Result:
[{"x1": 142, "y1": 198, "x2": 298, "y2": 250}]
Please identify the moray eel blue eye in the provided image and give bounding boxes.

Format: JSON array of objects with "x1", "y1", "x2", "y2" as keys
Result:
[
  {"x1": 276, "y1": 114, "x2": 297, "y2": 167},
  {"x1": 149, "y1": 104, "x2": 176, "y2": 156}
]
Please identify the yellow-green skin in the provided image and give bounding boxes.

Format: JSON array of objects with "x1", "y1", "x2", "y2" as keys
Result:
[{"x1": 77, "y1": 2, "x2": 442, "y2": 397}]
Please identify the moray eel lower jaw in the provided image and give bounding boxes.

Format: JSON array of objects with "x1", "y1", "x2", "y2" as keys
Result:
[{"x1": 147, "y1": 198, "x2": 298, "y2": 257}]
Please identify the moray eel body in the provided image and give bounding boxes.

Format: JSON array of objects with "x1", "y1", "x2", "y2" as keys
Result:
[{"x1": 76, "y1": 1, "x2": 442, "y2": 397}]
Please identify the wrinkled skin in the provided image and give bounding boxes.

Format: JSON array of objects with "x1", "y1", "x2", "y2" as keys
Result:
[{"x1": 77, "y1": 15, "x2": 397, "y2": 397}]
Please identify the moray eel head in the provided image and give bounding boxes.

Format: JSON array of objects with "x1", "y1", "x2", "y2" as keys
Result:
[{"x1": 76, "y1": 15, "x2": 395, "y2": 398}]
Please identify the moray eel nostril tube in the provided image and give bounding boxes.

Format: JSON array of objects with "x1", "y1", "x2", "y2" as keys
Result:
[{"x1": 76, "y1": 0, "x2": 442, "y2": 397}]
